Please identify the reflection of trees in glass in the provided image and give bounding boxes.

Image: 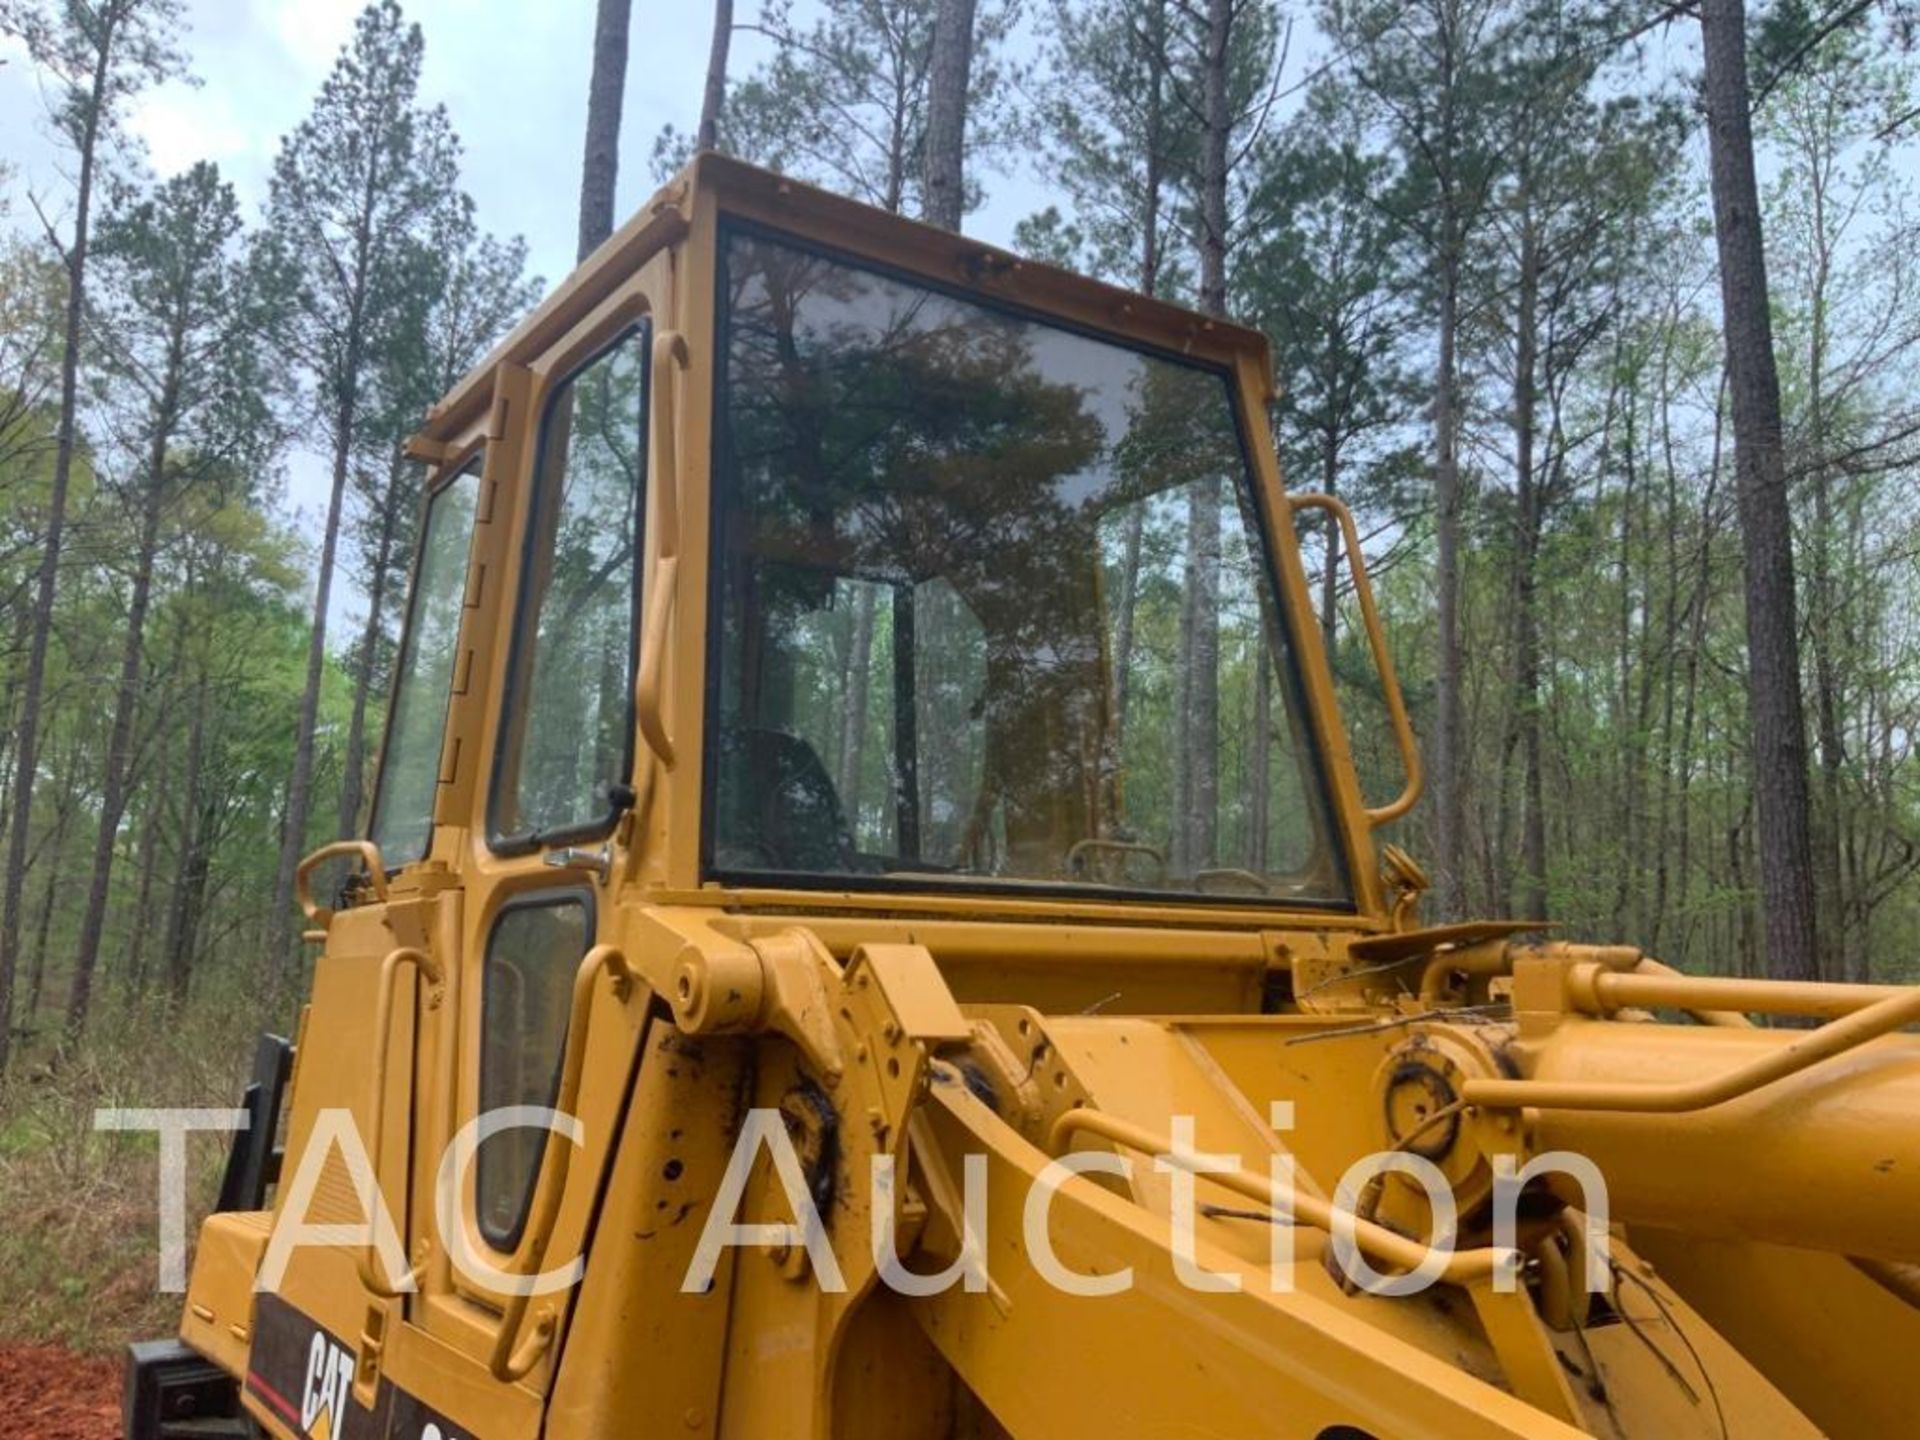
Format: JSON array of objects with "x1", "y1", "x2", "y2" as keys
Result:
[
  {"x1": 714, "y1": 233, "x2": 1342, "y2": 898},
  {"x1": 477, "y1": 898, "x2": 587, "y2": 1244},
  {"x1": 1103, "y1": 365, "x2": 1330, "y2": 886},
  {"x1": 785, "y1": 576, "x2": 987, "y2": 857},
  {"x1": 497, "y1": 329, "x2": 647, "y2": 840},
  {"x1": 371, "y1": 467, "x2": 479, "y2": 862}
]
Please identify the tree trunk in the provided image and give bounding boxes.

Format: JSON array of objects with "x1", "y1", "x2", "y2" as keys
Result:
[
  {"x1": 1178, "y1": 0, "x2": 1234, "y2": 875},
  {"x1": 1187, "y1": 482, "x2": 1222, "y2": 871},
  {"x1": 1139, "y1": 0, "x2": 1169, "y2": 300},
  {"x1": 1251, "y1": 647, "x2": 1272, "y2": 871},
  {"x1": 1423, "y1": 0, "x2": 1472, "y2": 922},
  {"x1": 266, "y1": 391, "x2": 356, "y2": 979},
  {"x1": 923, "y1": 0, "x2": 980, "y2": 231},
  {"x1": 839, "y1": 587, "x2": 877, "y2": 829},
  {"x1": 1699, "y1": 0, "x2": 1821, "y2": 986},
  {"x1": 1108, "y1": 0, "x2": 1166, "y2": 810},
  {"x1": 0, "y1": 599, "x2": 33, "y2": 834},
  {"x1": 1801, "y1": 151, "x2": 1847, "y2": 983},
  {"x1": 23, "y1": 738, "x2": 82, "y2": 1025},
  {"x1": 579, "y1": 0, "x2": 634, "y2": 260},
  {"x1": 1112, "y1": 508, "x2": 1146, "y2": 748},
  {"x1": 1196, "y1": 0, "x2": 1233, "y2": 318},
  {"x1": 1432, "y1": 250, "x2": 1466, "y2": 920},
  {"x1": 24, "y1": 795, "x2": 74, "y2": 1025},
  {"x1": 65, "y1": 456, "x2": 168, "y2": 1041},
  {"x1": 121, "y1": 739, "x2": 169, "y2": 1005},
  {"x1": 1510, "y1": 218, "x2": 1547, "y2": 921},
  {"x1": 1171, "y1": 575, "x2": 1195, "y2": 875},
  {"x1": 0, "y1": 15, "x2": 118, "y2": 1074},
  {"x1": 697, "y1": 0, "x2": 735, "y2": 151},
  {"x1": 163, "y1": 675, "x2": 212, "y2": 1004},
  {"x1": 1319, "y1": 434, "x2": 1341, "y2": 656}
]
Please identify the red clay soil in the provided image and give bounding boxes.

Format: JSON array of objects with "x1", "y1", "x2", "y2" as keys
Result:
[{"x1": 0, "y1": 1344, "x2": 120, "y2": 1440}]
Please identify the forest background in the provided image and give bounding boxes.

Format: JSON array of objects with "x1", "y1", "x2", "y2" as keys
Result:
[{"x1": 1, "y1": 0, "x2": 1915, "y2": 1350}]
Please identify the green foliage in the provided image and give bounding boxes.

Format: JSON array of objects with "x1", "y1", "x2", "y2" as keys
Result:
[
  {"x1": 5, "y1": 3, "x2": 1920, "y2": 1371},
  {"x1": 0, "y1": 0, "x2": 534, "y2": 1054},
  {"x1": 1241, "y1": 85, "x2": 1424, "y2": 519},
  {"x1": 344, "y1": 222, "x2": 541, "y2": 772},
  {"x1": 253, "y1": 0, "x2": 463, "y2": 443},
  {"x1": 91, "y1": 161, "x2": 272, "y2": 500}
]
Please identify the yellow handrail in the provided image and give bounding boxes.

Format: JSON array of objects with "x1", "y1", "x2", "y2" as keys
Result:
[
  {"x1": 1464, "y1": 975, "x2": 1920, "y2": 1114},
  {"x1": 1049, "y1": 1108, "x2": 1515, "y2": 1286},
  {"x1": 358, "y1": 945, "x2": 444, "y2": 1299},
  {"x1": 635, "y1": 329, "x2": 690, "y2": 770},
  {"x1": 490, "y1": 944, "x2": 639, "y2": 1383},
  {"x1": 1288, "y1": 493, "x2": 1424, "y2": 826}
]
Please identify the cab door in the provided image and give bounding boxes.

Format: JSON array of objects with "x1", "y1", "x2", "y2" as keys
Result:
[{"x1": 381, "y1": 252, "x2": 672, "y2": 1435}]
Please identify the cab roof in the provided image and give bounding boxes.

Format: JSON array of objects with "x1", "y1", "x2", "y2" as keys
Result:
[{"x1": 416, "y1": 151, "x2": 1277, "y2": 449}]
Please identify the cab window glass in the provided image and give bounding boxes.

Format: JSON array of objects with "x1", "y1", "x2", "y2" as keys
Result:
[
  {"x1": 491, "y1": 324, "x2": 650, "y2": 847},
  {"x1": 476, "y1": 893, "x2": 589, "y2": 1249},
  {"x1": 707, "y1": 231, "x2": 1348, "y2": 903},
  {"x1": 369, "y1": 463, "x2": 480, "y2": 864}
]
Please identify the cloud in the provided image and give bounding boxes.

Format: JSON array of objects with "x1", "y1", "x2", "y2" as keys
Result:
[
  {"x1": 269, "y1": 0, "x2": 363, "y2": 80},
  {"x1": 127, "y1": 85, "x2": 259, "y2": 180}
]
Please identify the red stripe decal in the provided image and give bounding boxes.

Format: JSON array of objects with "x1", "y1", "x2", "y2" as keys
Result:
[{"x1": 247, "y1": 1370, "x2": 303, "y2": 1427}]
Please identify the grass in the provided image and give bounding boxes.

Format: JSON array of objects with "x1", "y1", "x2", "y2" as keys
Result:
[{"x1": 0, "y1": 998, "x2": 271, "y2": 1355}]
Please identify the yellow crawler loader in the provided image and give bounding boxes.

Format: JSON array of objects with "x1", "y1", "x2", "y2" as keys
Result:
[{"x1": 126, "y1": 154, "x2": 1920, "y2": 1440}]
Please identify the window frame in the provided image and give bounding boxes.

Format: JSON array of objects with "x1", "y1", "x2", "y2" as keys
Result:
[
  {"x1": 700, "y1": 219, "x2": 1356, "y2": 912},
  {"x1": 486, "y1": 319, "x2": 653, "y2": 856},
  {"x1": 472, "y1": 883, "x2": 597, "y2": 1254},
  {"x1": 365, "y1": 451, "x2": 486, "y2": 870}
]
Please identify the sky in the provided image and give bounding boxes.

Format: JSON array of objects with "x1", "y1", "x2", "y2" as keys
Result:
[
  {"x1": 1, "y1": 0, "x2": 1730, "y2": 634},
  {"x1": 8, "y1": 0, "x2": 757, "y2": 291},
  {"x1": 0, "y1": 0, "x2": 1050, "y2": 633}
]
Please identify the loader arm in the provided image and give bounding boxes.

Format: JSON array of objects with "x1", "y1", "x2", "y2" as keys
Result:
[{"x1": 904, "y1": 1080, "x2": 1586, "y2": 1440}]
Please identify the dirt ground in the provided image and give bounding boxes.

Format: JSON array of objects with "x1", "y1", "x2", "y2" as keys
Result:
[{"x1": 0, "y1": 1344, "x2": 120, "y2": 1440}]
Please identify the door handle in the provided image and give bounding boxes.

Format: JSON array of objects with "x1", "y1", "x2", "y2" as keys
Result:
[
  {"x1": 491, "y1": 944, "x2": 640, "y2": 1382},
  {"x1": 543, "y1": 844, "x2": 613, "y2": 882}
]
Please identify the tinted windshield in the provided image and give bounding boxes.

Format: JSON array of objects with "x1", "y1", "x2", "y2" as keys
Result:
[{"x1": 707, "y1": 230, "x2": 1349, "y2": 904}]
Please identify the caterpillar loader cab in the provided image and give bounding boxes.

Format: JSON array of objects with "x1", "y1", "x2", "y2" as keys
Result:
[{"x1": 136, "y1": 154, "x2": 1920, "y2": 1440}]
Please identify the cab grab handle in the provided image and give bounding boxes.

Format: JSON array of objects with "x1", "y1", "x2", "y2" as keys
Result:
[{"x1": 1287, "y1": 493, "x2": 1423, "y2": 827}]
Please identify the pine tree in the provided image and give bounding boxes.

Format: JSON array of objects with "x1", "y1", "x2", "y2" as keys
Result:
[
  {"x1": 1700, "y1": 0, "x2": 1821, "y2": 985},
  {"x1": 580, "y1": 0, "x2": 633, "y2": 258},
  {"x1": 1322, "y1": 0, "x2": 1513, "y2": 917},
  {"x1": 1020, "y1": 0, "x2": 1190, "y2": 295},
  {"x1": 256, "y1": 0, "x2": 464, "y2": 980},
  {"x1": 695, "y1": 0, "x2": 1014, "y2": 217},
  {"x1": 64, "y1": 161, "x2": 266, "y2": 1037},
  {"x1": 0, "y1": 0, "x2": 186, "y2": 1073},
  {"x1": 336, "y1": 223, "x2": 537, "y2": 839},
  {"x1": 923, "y1": 0, "x2": 981, "y2": 229},
  {"x1": 698, "y1": 0, "x2": 736, "y2": 151},
  {"x1": 1242, "y1": 87, "x2": 1420, "y2": 653}
]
